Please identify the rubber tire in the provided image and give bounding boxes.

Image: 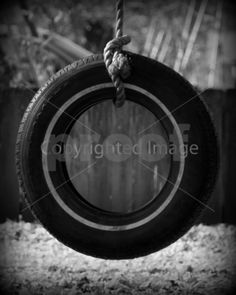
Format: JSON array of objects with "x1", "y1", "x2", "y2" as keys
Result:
[{"x1": 16, "y1": 53, "x2": 218, "y2": 259}]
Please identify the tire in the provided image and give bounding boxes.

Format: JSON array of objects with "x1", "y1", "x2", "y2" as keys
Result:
[{"x1": 16, "y1": 53, "x2": 218, "y2": 259}]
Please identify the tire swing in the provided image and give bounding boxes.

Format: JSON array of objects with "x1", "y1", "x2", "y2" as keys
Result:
[{"x1": 16, "y1": 0, "x2": 218, "y2": 259}]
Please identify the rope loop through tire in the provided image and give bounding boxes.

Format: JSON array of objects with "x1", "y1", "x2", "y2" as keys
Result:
[{"x1": 103, "y1": 0, "x2": 131, "y2": 107}]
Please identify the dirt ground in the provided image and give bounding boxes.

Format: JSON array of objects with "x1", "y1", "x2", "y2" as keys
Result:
[{"x1": 0, "y1": 221, "x2": 235, "y2": 295}]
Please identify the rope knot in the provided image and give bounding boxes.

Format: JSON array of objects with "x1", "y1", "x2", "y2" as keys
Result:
[
  {"x1": 104, "y1": 35, "x2": 131, "y2": 107},
  {"x1": 108, "y1": 52, "x2": 131, "y2": 79}
]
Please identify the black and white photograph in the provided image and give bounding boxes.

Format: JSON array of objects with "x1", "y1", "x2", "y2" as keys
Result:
[{"x1": 0, "y1": 0, "x2": 235, "y2": 294}]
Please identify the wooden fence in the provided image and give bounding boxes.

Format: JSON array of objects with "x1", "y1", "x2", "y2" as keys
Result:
[
  {"x1": 0, "y1": 87, "x2": 235, "y2": 224},
  {"x1": 66, "y1": 100, "x2": 170, "y2": 213},
  {"x1": 200, "y1": 89, "x2": 236, "y2": 224},
  {"x1": 0, "y1": 88, "x2": 34, "y2": 222}
]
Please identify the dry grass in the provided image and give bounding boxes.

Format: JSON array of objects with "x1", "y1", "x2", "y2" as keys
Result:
[{"x1": 0, "y1": 221, "x2": 236, "y2": 294}]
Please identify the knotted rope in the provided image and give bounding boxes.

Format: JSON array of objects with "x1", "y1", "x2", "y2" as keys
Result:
[{"x1": 103, "y1": 0, "x2": 131, "y2": 107}]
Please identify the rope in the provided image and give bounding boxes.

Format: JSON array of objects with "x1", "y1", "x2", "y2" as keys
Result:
[{"x1": 103, "y1": 0, "x2": 131, "y2": 107}]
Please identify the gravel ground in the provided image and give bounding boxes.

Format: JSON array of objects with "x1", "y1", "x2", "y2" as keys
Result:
[{"x1": 0, "y1": 221, "x2": 236, "y2": 295}]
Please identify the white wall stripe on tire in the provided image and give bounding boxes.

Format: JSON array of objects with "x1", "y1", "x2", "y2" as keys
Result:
[{"x1": 42, "y1": 83, "x2": 185, "y2": 231}]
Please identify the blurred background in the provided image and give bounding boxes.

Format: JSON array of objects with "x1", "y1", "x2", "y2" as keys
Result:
[{"x1": 0, "y1": 0, "x2": 235, "y2": 224}]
